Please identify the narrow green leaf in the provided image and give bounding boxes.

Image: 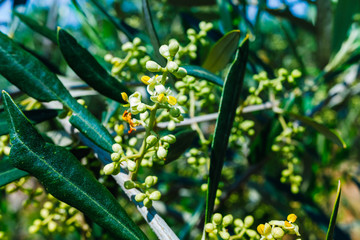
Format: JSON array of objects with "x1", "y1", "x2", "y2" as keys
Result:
[
  {"x1": 183, "y1": 65, "x2": 224, "y2": 87},
  {"x1": 165, "y1": 130, "x2": 197, "y2": 164},
  {"x1": 0, "y1": 157, "x2": 28, "y2": 187},
  {"x1": 2, "y1": 91, "x2": 148, "y2": 240},
  {"x1": 202, "y1": 30, "x2": 240, "y2": 72},
  {"x1": 57, "y1": 28, "x2": 130, "y2": 103},
  {"x1": 142, "y1": 0, "x2": 167, "y2": 67},
  {"x1": 216, "y1": 0, "x2": 233, "y2": 32},
  {"x1": 0, "y1": 31, "x2": 114, "y2": 152},
  {"x1": 0, "y1": 109, "x2": 60, "y2": 135},
  {"x1": 326, "y1": 180, "x2": 342, "y2": 240},
  {"x1": 289, "y1": 113, "x2": 346, "y2": 148},
  {"x1": 88, "y1": 0, "x2": 135, "y2": 40},
  {"x1": 205, "y1": 37, "x2": 249, "y2": 223},
  {"x1": 0, "y1": 31, "x2": 70, "y2": 102},
  {"x1": 14, "y1": 12, "x2": 57, "y2": 43}
]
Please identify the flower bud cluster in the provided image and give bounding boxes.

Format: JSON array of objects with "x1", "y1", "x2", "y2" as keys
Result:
[
  {"x1": 272, "y1": 122, "x2": 305, "y2": 194},
  {"x1": 246, "y1": 69, "x2": 302, "y2": 105},
  {"x1": 257, "y1": 213, "x2": 301, "y2": 240},
  {"x1": 5, "y1": 177, "x2": 43, "y2": 207},
  {"x1": 176, "y1": 21, "x2": 213, "y2": 59},
  {"x1": 205, "y1": 213, "x2": 259, "y2": 240},
  {"x1": 186, "y1": 147, "x2": 208, "y2": 167},
  {"x1": 104, "y1": 37, "x2": 150, "y2": 79},
  {"x1": 28, "y1": 194, "x2": 91, "y2": 237},
  {"x1": 229, "y1": 117, "x2": 255, "y2": 147},
  {"x1": 175, "y1": 78, "x2": 216, "y2": 110},
  {"x1": 124, "y1": 176, "x2": 161, "y2": 208}
]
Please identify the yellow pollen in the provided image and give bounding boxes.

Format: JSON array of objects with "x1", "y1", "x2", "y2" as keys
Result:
[
  {"x1": 121, "y1": 92, "x2": 128, "y2": 102},
  {"x1": 284, "y1": 221, "x2": 292, "y2": 227},
  {"x1": 257, "y1": 224, "x2": 265, "y2": 235},
  {"x1": 167, "y1": 96, "x2": 177, "y2": 105},
  {"x1": 141, "y1": 76, "x2": 151, "y2": 85},
  {"x1": 157, "y1": 93, "x2": 165, "y2": 102},
  {"x1": 287, "y1": 214, "x2": 297, "y2": 223}
]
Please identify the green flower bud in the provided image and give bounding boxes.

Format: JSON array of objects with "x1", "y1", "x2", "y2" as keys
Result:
[
  {"x1": 127, "y1": 160, "x2": 136, "y2": 172},
  {"x1": 201, "y1": 183, "x2": 208, "y2": 192},
  {"x1": 246, "y1": 229, "x2": 257, "y2": 238},
  {"x1": 244, "y1": 215, "x2": 254, "y2": 228},
  {"x1": 278, "y1": 68, "x2": 288, "y2": 76},
  {"x1": 187, "y1": 157, "x2": 196, "y2": 165},
  {"x1": 205, "y1": 223, "x2": 214, "y2": 232},
  {"x1": 159, "y1": 45, "x2": 170, "y2": 59},
  {"x1": 234, "y1": 218, "x2": 244, "y2": 228},
  {"x1": 133, "y1": 37, "x2": 141, "y2": 46},
  {"x1": 161, "y1": 134, "x2": 176, "y2": 144},
  {"x1": 175, "y1": 81, "x2": 186, "y2": 89},
  {"x1": 291, "y1": 69, "x2": 302, "y2": 78},
  {"x1": 212, "y1": 213, "x2": 223, "y2": 225},
  {"x1": 124, "y1": 180, "x2": 136, "y2": 189},
  {"x1": 198, "y1": 157, "x2": 207, "y2": 165},
  {"x1": 111, "y1": 153, "x2": 121, "y2": 162},
  {"x1": 103, "y1": 163, "x2": 115, "y2": 175},
  {"x1": 187, "y1": 28, "x2": 196, "y2": 35},
  {"x1": 115, "y1": 136, "x2": 122, "y2": 143},
  {"x1": 104, "y1": 54, "x2": 113, "y2": 62},
  {"x1": 177, "y1": 95, "x2": 188, "y2": 105},
  {"x1": 167, "y1": 120, "x2": 176, "y2": 131},
  {"x1": 169, "y1": 40, "x2": 179, "y2": 56},
  {"x1": 143, "y1": 197, "x2": 152, "y2": 208},
  {"x1": 44, "y1": 201, "x2": 53, "y2": 209},
  {"x1": 48, "y1": 221, "x2": 57, "y2": 232},
  {"x1": 40, "y1": 209, "x2": 49, "y2": 218},
  {"x1": 188, "y1": 44, "x2": 197, "y2": 52},
  {"x1": 219, "y1": 231, "x2": 230, "y2": 240},
  {"x1": 146, "y1": 135, "x2": 158, "y2": 147},
  {"x1": 129, "y1": 137, "x2": 137, "y2": 147},
  {"x1": 29, "y1": 225, "x2": 40, "y2": 234},
  {"x1": 157, "y1": 146, "x2": 167, "y2": 159},
  {"x1": 112, "y1": 143, "x2": 122, "y2": 153},
  {"x1": 33, "y1": 219, "x2": 42, "y2": 226},
  {"x1": 167, "y1": 61, "x2": 179, "y2": 73},
  {"x1": 175, "y1": 67, "x2": 187, "y2": 78},
  {"x1": 223, "y1": 214, "x2": 234, "y2": 226},
  {"x1": 216, "y1": 189, "x2": 222, "y2": 198},
  {"x1": 146, "y1": 61, "x2": 161, "y2": 72},
  {"x1": 272, "y1": 227, "x2": 285, "y2": 238},
  {"x1": 145, "y1": 176, "x2": 155, "y2": 187},
  {"x1": 122, "y1": 42, "x2": 133, "y2": 51},
  {"x1": 135, "y1": 193, "x2": 147, "y2": 202},
  {"x1": 170, "y1": 107, "x2": 181, "y2": 117},
  {"x1": 149, "y1": 191, "x2": 161, "y2": 201}
]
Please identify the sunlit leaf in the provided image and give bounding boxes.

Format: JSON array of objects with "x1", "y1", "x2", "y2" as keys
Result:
[
  {"x1": 205, "y1": 37, "x2": 249, "y2": 223},
  {"x1": 202, "y1": 30, "x2": 240, "y2": 72},
  {"x1": 2, "y1": 91, "x2": 148, "y2": 240}
]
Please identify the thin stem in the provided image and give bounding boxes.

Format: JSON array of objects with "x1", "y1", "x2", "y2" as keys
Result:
[
  {"x1": 131, "y1": 103, "x2": 159, "y2": 180},
  {"x1": 189, "y1": 90, "x2": 207, "y2": 143}
]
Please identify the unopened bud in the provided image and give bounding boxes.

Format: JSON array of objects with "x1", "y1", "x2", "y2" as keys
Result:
[
  {"x1": 112, "y1": 143, "x2": 122, "y2": 153},
  {"x1": 159, "y1": 45, "x2": 170, "y2": 58},
  {"x1": 127, "y1": 160, "x2": 136, "y2": 172},
  {"x1": 157, "y1": 146, "x2": 167, "y2": 159},
  {"x1": 167, "y1": 61, "x2": 179, "y2": 73},
  {"x1": 174, "y1": 67, "x2": 187, "y2": 78},
  {"x1": 161, "y1": 134, "x2": 176, "y2": 144},
  {"x1": 103, "y1": 163, "x2": 115, "y2": 175},
  {"x1": 146, "y1": 135, "x2": 158, "y2": 146},
  {"x1": 149, "y1": 191, "x2": 161, "y2": 201},
  {"x1": 146, "y1": 61, "x2": 161, "y2": 72},
  {"x1": 169, "y1": 40, "x2": 179, "y2": 56},
  {"x1": 135, "y1": 193, "x2": 147, "y2": 202},
  {"x1": 244, "y1": 216, "x2": 254, "y2": 228},
  {"x1": 124, "y1": 180, "x2": 136, "y2": 189},
  {"x1": 122, "y1": 42, "x2": 133, "y2": 51},
  {"x1": 212, "y1": 213, "x2": 223, "y2": 225},
  {"x1": 272, "y1": 227, "x2": 285, "y2": 238}
]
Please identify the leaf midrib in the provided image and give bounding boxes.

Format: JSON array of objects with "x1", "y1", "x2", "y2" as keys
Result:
[
  {"x1": 0, "y1": 43, "x2": 65, "y2": 102},
  {"x1": 9, "y1": 118, "x2": 138, "y2": 240}
]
